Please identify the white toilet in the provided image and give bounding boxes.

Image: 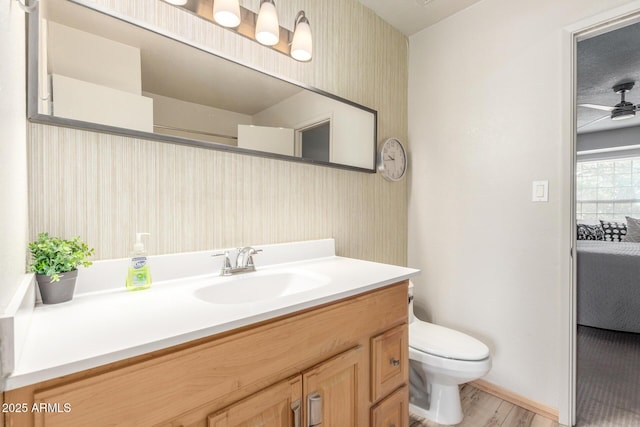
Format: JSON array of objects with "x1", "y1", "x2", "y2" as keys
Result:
[{"x1": 408, "y1": 282, "x2": 491, "y2": 425}]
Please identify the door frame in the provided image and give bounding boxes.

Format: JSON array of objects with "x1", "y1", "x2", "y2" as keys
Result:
[{"x1": 563, "y1": 2, "x2": 640, "y2": 425}]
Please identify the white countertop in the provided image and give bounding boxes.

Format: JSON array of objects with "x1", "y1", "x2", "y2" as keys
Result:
[{"x1": 3, "y1": 240, "x2": 418, "y2": 390}]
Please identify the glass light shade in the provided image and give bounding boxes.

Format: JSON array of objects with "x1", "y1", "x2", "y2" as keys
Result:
[
  {"x1": 213, "y1": 0, "x2": 241, "y2": 28},
  {"x1": 164, "y1": 0, "x2": 188, "y2": 5},
  {"x1": 255, "y1": 1, "x2": 279, "y2": 46},
  {"x1": 291, "y1": 19, "x2": 312, "y2": 61}
]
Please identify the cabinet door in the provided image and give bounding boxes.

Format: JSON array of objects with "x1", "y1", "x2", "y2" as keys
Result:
[
  {"x1": 208, "y1": 376, "x2": 302, "y2": 427},
  {"x1": 302, "y1": 345, "x2": 366, "y2": 427},
  {"x1": 371, "y1": 386, "x2": 408, "y2": 427},
  {"x1": 371, "y1": 324, "x2": 408, "y2": 402}
]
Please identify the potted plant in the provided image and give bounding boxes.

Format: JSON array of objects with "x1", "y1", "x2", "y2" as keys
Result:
[{"x1": 28, "y1": 233, "x2": 94, "y2": 304}]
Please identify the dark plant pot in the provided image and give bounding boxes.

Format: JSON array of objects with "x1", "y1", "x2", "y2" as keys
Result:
[{"x1": 36, "y1": 269, "x2": 78, "y2": 304}]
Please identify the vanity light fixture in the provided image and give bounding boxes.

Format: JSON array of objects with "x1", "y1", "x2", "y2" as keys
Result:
[
  {"x1": 213, "y1": 0, "x2": 241, "y2": 28},
  {"x1": 255, "y1": 0, "x2": 280, "y2": 46},
  {"x1": 171, "y1": 0, "x2": 312, "y2": 62},
  {"x1": 291, "y1": 11, "x2": 312, "y2": 62}
]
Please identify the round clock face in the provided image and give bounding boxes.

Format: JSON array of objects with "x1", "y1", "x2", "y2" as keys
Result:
[{"x1": 378, "y1": 138, "x2": 407, "y2": 181}]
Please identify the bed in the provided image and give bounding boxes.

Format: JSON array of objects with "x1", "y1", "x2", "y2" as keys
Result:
[{"x1": 577, "y1": 240, "x2": 640, "y2": 333}]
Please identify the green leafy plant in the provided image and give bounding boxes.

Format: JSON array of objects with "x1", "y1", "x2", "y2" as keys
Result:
[{"x1": 28, "y1": 233, "x2": 94, "y2": 282}]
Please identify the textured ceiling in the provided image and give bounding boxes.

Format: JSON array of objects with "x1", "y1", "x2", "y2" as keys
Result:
[{"x1": 577, "y1": 22, "x2": 640, "y2": 134}]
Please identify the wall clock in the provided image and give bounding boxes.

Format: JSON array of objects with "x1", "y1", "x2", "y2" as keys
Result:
[{"x1": 377, "y1": 137, "x2": 407, "y2": 181}]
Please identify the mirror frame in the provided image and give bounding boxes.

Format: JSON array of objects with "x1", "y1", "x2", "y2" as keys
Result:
[{"x1": 27, "y1": 0, "x2": 378, "y2": 173}]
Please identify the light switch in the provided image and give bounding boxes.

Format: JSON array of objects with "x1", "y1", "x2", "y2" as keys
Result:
[{"x1": 532, "y1": 180, "x2": 548, "y2": 202}]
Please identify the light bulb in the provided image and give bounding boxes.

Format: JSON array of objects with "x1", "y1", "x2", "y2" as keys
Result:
[
  {"x1": 291, "y1": 14, "x2": 312, "y2": 62},
  {"x1": 213, "y1": 0, "x2": 241, "y2": 28},
  {"x1": 255, "y1": 0, "x2": 279, "y2": 46}
]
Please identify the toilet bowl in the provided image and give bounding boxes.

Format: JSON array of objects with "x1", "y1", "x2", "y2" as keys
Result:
[{"x1": 408, "y1": 282, "x2": 491, "y2": 425}]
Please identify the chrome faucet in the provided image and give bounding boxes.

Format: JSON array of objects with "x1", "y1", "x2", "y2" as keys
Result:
[
  {"x1": 212, "y1": 247, "x2": 262, "y2": 276},
  {"x1": 236, "y1": 247, "x2": 261, "y2": 269}
]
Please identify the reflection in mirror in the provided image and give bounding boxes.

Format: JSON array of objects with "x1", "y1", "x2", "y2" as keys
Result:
[
  {"x1": 29, "y1": 0, "x2": 377, "y2": 171},
  {"x1": 300, "y1": 122, "x2": 330, "y2": 162}
]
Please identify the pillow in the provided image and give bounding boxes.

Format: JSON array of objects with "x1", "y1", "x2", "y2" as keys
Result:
[
  {"x1": 623, "y1": 216, "x2": 640, "y2": 243},
  {"x1": 577, "y1": 223, "x2": 605, "y2": 240},
  {"x1": 599, "y1": 220, "x2": 627, "y2": 242}
]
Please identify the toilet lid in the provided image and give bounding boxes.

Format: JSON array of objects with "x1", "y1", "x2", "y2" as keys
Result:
[{"x1": 409, "y1": 321, "x2": 489, "y2": 361}]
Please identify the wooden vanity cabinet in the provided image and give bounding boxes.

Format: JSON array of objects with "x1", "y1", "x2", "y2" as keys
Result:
[{"x1": 3, "y1": 281, "x2": 408, "y2": 427}]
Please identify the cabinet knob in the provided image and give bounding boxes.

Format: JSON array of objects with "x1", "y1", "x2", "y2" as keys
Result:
[
  {"x1": 390, "y1": 424, "x2": 396, "y2": 427},
  {"x1": 390, "y1": 358, "x2": 400, "y2": 367}
]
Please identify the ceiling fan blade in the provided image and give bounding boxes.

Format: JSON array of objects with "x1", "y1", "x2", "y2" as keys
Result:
[
  {"x1": 578, "y1": 114, "x2": 609, "y2": 129},
  {"x1": 578, "y1": 103, "x2": 614, "y2": 112}
]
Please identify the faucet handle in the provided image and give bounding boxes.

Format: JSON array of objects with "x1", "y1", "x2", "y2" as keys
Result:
[
  {"x1": 212, "y1": 251, "x2": 233, "y2": 273},
  {"x1": 248, "y1": 248, "x2": 262, "y2": 262}
]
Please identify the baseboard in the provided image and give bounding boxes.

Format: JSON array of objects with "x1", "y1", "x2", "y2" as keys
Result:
[{"x1": 470, "y1": 379, "x2": 559, "y2": 421}]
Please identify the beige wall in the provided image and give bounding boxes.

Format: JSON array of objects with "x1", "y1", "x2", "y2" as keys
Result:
[
  {"x1": 28, "y1": 0, "x2": 408, "y2": 264},
  {"x1": 0, "y1": 1, "x2": 28, "y2": 311},
  {"x1": 407, "y1": 0, "x2": 636, "y2": 423}
]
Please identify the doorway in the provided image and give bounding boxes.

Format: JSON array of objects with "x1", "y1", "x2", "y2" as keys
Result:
[
  {"x1": 572, "y1": 9, "x2": 640, "y2": 427},
  {"x1": 298, "y1": 120, "x2": 331, "y2": 162}
]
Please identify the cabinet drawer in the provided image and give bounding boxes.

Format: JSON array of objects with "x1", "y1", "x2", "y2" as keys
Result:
[
  {"x1": 371, "y1": 385, "x2": 408, "y2": 427},
  {"x1": 371, "y1": 324, "x2": 408, "y2": 402}
]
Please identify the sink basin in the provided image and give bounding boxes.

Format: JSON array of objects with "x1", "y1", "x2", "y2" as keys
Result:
[{"x1": 193, "y1": 270, "x2": 330, "y2": 304}]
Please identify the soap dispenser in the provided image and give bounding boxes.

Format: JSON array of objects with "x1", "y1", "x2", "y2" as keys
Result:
[{"x1": 126, "y1": 232, "x2": 152, "y2": 291}]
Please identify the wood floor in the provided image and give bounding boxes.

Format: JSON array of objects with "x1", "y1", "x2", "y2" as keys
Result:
[{"x1": 409, "y1": 384, "x2": 564, "y2": 427}]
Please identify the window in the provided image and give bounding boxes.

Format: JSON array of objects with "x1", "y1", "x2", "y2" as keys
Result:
[{"x1": 576, "y1": 157, "x2": 640, "y2": 221}]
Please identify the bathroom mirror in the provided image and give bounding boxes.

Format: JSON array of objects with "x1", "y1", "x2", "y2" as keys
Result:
[{"x1": 27, "y1": 0, "x2": 377, "y2": 172}]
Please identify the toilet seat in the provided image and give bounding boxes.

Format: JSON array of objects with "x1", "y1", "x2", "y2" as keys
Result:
[{"x1": 409, "y1": 320, "x2": 489, "y2": 361}]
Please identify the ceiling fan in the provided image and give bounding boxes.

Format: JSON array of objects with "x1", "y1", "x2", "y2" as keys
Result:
[{"x1": 578, "y1": 82, "x2": 639, "y2": 129}]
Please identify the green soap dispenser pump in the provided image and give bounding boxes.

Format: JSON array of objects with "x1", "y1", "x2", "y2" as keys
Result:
[{"x1": 126, "y1": 232, "x2": 152, "y2": 291}]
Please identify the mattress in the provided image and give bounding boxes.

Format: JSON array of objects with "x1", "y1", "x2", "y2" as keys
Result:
[{"x1": 577, "y1": 241, "x2": 640, "y2": 333}]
